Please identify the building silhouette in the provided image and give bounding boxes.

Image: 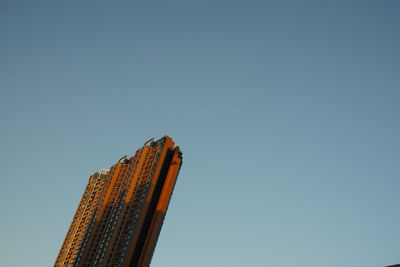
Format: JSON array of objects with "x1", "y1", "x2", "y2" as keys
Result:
[{"x1": 55, "y1": 136, "x2": 183, "y2": 267}]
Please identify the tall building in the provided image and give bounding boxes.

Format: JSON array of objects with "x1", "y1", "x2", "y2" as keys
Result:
[
  {"x1": 55, "y1": 136, "x2": 183, "y2": 267},
  {"x1": 55, "y1": 170, "x2": 109, "y2": 265}
]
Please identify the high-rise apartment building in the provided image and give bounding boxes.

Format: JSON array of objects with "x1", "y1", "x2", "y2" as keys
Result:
[{"x1": 55, "y1": 136, "x2": 183, "y2": 267}]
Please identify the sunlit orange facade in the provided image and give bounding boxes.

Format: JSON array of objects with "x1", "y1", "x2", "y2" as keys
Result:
[{"x1": 55, "y1": 136, "x2": 183, "y2": 267}]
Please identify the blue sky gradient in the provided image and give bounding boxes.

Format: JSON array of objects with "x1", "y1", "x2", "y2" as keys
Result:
[{"x1": 1, "y1": 1, "x2": 399, "y2": 266}]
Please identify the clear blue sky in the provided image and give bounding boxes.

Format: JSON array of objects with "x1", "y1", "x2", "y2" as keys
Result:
[{"x1": 1, "y1": 1, "x2": 399, "y2": 266}]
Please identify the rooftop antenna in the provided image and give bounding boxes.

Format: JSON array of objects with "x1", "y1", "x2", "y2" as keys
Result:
[
  {"x1": 144, "y1": 137, "x2": 154, "y2": 146},
  {"x1": 118, "y1": 155, "x2": 127, "y2": 163}
]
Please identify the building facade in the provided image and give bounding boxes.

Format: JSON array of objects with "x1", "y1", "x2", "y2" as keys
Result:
[{"x1": 55, "y1": 136, "x2": 183, "y2": 267}]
